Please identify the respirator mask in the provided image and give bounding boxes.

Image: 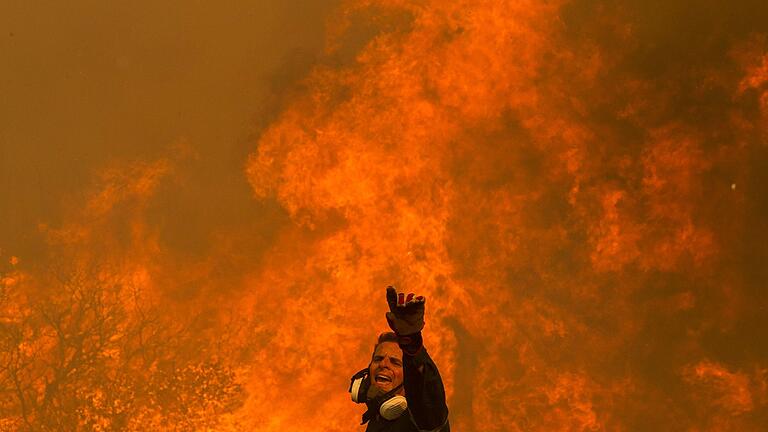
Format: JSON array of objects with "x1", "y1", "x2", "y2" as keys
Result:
[{"x1": 349, "y1": 367, "x2": 408, "y2": 423}]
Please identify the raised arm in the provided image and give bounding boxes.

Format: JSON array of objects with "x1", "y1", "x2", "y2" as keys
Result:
[{"x1": 385, "y1": 287, "x2": 450, "y2": 431}]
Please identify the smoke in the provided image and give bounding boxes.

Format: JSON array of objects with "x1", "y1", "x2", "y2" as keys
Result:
[{"x1": 2, "y1": 0, "x2": 768, "y2": 430}]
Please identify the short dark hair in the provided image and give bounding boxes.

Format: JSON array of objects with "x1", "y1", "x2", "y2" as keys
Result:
[{"x1": 371, "y1": 332, "x2": 399, "y2": 360}]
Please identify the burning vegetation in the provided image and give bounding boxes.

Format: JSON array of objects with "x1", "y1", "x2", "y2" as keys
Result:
[{"x1": 3, "y1": 0, "x2": 768, "y2": 430}]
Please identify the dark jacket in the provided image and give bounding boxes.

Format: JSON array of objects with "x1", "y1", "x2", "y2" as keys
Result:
[{"x1": 364, "y1": 347, "x2": 449, "y2": 432}]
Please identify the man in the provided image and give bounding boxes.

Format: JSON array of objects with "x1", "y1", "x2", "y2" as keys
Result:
[{"x1": 351, "y1": 286, "x2": 450, "y2": 431}]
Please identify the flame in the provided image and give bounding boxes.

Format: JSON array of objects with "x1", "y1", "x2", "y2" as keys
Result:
[
  {"x1": 242, "y1": 0, "x2": 768, "y2": 430},
  {"x1": 3, "y1": 0, "x2": 768, "y2": 430}
]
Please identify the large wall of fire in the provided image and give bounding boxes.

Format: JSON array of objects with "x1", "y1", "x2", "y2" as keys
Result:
[{"x1": 2, "y1": 0, "x2": 768, "y2": 430}]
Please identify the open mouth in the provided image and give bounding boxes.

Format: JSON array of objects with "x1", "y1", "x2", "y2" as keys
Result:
[{"x1": 374, "y1": 374, "x2": 392, "y2": 384}]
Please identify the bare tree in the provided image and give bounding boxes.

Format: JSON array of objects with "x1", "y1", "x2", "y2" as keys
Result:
[{"x1": 0, "y1": 261, "x2": 244, "y2": 431}]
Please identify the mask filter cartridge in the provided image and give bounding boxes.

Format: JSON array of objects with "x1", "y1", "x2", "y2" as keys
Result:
[{"x1": 379, "y1": 395, "x2": 408, "y2": 420}]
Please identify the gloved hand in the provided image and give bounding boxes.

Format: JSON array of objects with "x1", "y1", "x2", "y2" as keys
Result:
[{"x1": 385, "y1": 286, "x2": 425, "y2": 336}]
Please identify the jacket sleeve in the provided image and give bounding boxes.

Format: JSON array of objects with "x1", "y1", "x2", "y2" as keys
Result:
[{"x1": 402, "y1": 344, "x2": 450, "y2": 431}]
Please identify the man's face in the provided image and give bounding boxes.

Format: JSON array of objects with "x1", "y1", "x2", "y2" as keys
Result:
[{"x1": 368, "y1": 341, "x2": 404, "y2": 398}]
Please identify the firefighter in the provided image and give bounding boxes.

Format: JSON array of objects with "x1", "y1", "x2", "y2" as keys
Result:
[{"x1": 350, "y1": 287, "x2": 450, "y2": 431}]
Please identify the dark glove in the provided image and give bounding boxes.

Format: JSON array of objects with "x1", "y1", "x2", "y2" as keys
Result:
[
  {"x1": 385, "y1": 286, "x2": 426, "y2": 355},
  {"x1": 385, "y1": 286, "x2": 425, "y2": 335}
]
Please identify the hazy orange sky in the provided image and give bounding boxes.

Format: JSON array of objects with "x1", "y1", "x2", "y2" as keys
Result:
[
  {"x1": 2, "y1": 1, "x2": 768, "y2": 431},
  {"x1": 1, "y1": 1, "x2": 337, "y2": 262}
]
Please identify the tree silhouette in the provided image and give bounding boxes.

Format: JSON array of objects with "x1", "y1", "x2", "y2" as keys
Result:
[{"x1": 0, "y1": 260, "x2": 244, "y2": 431}]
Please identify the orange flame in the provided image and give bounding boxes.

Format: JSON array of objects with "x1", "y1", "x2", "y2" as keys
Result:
[
  {"x1": 242, "y1": 1, "x2": 768, "y2": 430},
  {"x1": 3, "y1": 1, "x2": 768, "y2": 431}
]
